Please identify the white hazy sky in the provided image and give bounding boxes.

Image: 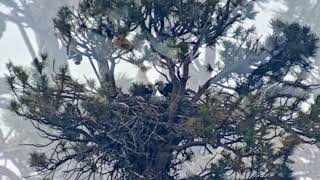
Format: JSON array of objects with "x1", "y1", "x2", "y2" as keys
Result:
[
  {"x1": 0, "y1": 0, "x2": 285, "y2": 80},
  {"x1": 0, "y1": 1, "x2": 316, "y2": 180}
]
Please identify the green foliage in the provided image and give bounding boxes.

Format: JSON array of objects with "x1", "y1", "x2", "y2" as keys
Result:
[
  {"x1": 7, "y1": 0, "x2": 320, "y2": 179},
  {"x1": 54, "y1": 7, "x2": 72, "y2": 37},
  {"x1": 221, "y1": 21, "x2": 319, "y2": 94},
  {"x1": 30, "y1": 152, "x2": 48, "y2": 169},
  {"x1": 276, "y1": 0, "x2": 320, "y2": 36}
]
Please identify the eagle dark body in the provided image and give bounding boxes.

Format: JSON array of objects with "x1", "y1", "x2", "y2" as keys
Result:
[
  {"x1": 129, "y1": 83, "x2": 156, "y2": 98},
  {"x1": 155, "y1": 81, "x2": 193, "y2": 98},
  {"x1": 155, "y1": 81, "x2": 173, "y2": 97}
]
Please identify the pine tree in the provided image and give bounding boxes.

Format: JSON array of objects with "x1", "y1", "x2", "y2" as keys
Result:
[
  {"x1": 0, "y1": 78, "x2": 44, "y2": 179},
  {"x1": 6, "y1": 0, "x2": 320, "y2": 179},
  {"x1": 270, "y1": 1, "x2": 320, "y2": 178}
]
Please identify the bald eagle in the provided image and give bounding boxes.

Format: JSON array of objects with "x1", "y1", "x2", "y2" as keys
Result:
[
  {"x1": 155, "y1": 81, "x2": 194, "y2": 98},
  {"x1": 129, "y1": 83, "x2": 156, "y2": 98},
  {"x1": 155, "y1": 81, "x2": 173, "y2": 97}
]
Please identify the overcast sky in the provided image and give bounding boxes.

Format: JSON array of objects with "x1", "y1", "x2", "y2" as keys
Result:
[
  {"x1": 0, "y1": 0, "x2": 285, "y2": 80},
  {"x1": 1, "y1": 1, "x2": 317, "y2": 180}
]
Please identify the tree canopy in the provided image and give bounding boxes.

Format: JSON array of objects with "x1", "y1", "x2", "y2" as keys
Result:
[{"x1": 6, "y1": 0, "x2": 320, "y2": 179}]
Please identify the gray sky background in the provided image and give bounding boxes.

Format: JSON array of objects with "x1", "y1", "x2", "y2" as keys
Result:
[
  {"x1": 0, "y1": 0, "x2": 285, "y2": 81},
  {"x1": 3, "y1": 1, "x2": 310, "y2": 179}
]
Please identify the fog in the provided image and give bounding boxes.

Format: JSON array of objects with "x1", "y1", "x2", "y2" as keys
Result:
[{"x1": 0, "y1": 0, "x2": 319, "y2": 179}]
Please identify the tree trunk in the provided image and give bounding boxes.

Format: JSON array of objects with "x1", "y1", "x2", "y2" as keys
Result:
[
  {"x1": 168, "y1": 81, "x2": 187, "y2": 122},
  {"x1": 98, "y1": 60, "x2": 117, "y2": 99}
]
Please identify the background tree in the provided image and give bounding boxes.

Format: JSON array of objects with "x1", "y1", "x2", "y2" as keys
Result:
[
  {"x1": 0, "y1": 1, "x2": 78, "y2": 179},
  {"x1": 0, "y1": 77, "x2": 43, "y2": 180},
  {"x1": 0, "y1": 0, "x2": 78, "y2": 66},
  {"x1": 275, "y1": 0, "x2": 320, "y2": 77},
  {"x1": 6, "y1": 0, "x2": 320, "y2": 179},
  {"x1": 269, "y1": 0, "x2": 320, "y2": 178}
]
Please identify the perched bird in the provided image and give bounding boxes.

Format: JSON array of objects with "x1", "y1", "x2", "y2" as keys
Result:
[
  {"x1": 129, "y1": 83, "x2": 157, "y2": 98},
  {"x1": 155, "y1": 81, "x2": 193, "y2": 98},
  {"x1": 155, "y1": 81, "x2": 173, "y2": 97}
]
